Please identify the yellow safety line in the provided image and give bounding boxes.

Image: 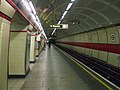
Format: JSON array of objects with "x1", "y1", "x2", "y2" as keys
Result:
[{"x1": 56, "y1": 46, "x2": 113, "y2": 90}]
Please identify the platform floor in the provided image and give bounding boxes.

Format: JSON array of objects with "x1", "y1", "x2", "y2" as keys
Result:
[{"x1": 9, "y1": 45, "x2": 110, "y2": 90}]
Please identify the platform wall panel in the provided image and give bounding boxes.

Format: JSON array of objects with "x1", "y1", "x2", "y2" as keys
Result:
[{"x1": 0, "y1": 17, "x2": 10, "y2": 90}]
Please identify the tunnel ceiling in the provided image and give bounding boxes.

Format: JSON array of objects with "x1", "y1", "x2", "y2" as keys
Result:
[{"x1": 14, "y1": 0, "x2": 120, "y2": 38}]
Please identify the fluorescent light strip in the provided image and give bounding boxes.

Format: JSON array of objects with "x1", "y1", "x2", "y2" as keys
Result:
[
  {"x1": 31, "y1": 14, "x2": 36, "y2": 21},
  {"x1": 66, "y1": 3, "x2": 73, "y2": 10},
  {"x1": 51, "y1": 20, "x2": 62, "y2": 35},
  {"x1": 63, "y1": 11, "x2": 68, "y2": 16},
  {"x1": 58, "y1": 21, "x2": 61, "y2": 25},
  {"x1": 36, "y1": 16, "x2": 41, "y2": 23},
  {"x1": 71, "y1": 0, "x2": 75, "y2": 2},
  {"x1": 21, "y1": 0, "x2": 47, "y2": 39},
  {"x1": 60, "y1": 15, "x2": 65, "y2": 20},
  {"x1": 36, "y1": 16, "x2": 39, "y2": 21},
  {"x1": 60, "y1": 10, "x2": 68, "y2": 20},
  {"x1": 51, "y1": 1, "x2": 74, "y2": 35},
  {"x1": 29, "y1": 1, "x2": 36, "y2": 14},
  {"x1": 51, "y1": 28, "x2": 57, "y2": 35},
  {"x1": 22, "y1": 1, "x2": 31, "y2": 12},
  {"x1": 21, "y1": 0, "x2": 24, "y2": 3}
]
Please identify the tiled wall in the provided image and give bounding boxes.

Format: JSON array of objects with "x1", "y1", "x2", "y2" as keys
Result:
[
  {"x1": 9, "y1": 32, "x2": 27, "y2": 75},
  {"x1": 0, "y1": 0, "x2": 15, "y2": 18},
  {"x1": 11, "y1": 22, "x2": 28, "y2": 31},
  {"x1": 9, "y1": 11, "x2": 31, "y2": 76},
  {"x1": 56, "y1": 25, "x2": 120, "y2": 67},
  {"x1": 0, "y1": 17, "x2": 10, "y2": 90}
]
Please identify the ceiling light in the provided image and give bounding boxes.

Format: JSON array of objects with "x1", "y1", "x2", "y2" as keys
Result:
[
  {"x1": 51, "y1": 28, "x2": 57, "y2": 35},
  {"x1": 71, "y1": 0, "x2": 75, "y2": 2},
  {"x1": 36, "y1": 16, "x2": 39, "y2": 20},
  {"x1": 31, "y1": 14, "x2": 36, "y2": 21},
  {"x1": 36, "y1": 16, "x2": 40, "y2": 23},
  {"x1": 21, "y1": 0, "x2": 24, "y2": 3},
  {"x1": 61, "y1": 15, "x2": 65, "y2": 20},
  {"x1": 22, "y1": 1, "x2": 31, "y2": 12},
  {"x1": 66, "y1": 3, "x2": 73, "y2": 11},
  {"x1": 58, "y1": 21, "x2": 61, "y2": 25},
  {"x1": 63, "y1": 11, "x2": 68, "y2": 16},
  {"x1": 51, "y1": 1, "x2": 75, "y2": 35},
  {"x1": 29, "y1": 1, "x2": 36, "y2": 14}
]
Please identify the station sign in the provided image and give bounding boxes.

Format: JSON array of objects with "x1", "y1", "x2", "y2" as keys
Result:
[
  {"x1": 50, "y1": 24, "x2": 68, "y2": 29},
  {"x1": 50, "y1": 24, "x2": 62, "y2": 28}
]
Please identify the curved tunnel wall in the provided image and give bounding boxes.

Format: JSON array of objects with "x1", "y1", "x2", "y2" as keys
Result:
[
  {"x1": 54, "y1": 0, "x2": 120, "y2": 38},
  {"x1": 56, "y1": 25, "x2": 120, "y2": 67}
]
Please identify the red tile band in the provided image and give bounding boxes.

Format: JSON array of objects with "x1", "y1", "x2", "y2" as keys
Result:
[
  {"x1": 6, "y1": 0, "x2": 38, "y2": 30},
  {"x1": 0, "y1": 12, "x2": 11, "y2": 21},
  {"x1": 57, "y1": 41, "x2": 120, "y2": 54},
  {"x1": 10, "y1": 30, "x2": 27, "y2": 32}
]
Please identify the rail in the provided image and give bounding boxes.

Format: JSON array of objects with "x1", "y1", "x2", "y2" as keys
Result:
[{"x1": 55, "y1": 44, "x2": 120, "y2": 88}]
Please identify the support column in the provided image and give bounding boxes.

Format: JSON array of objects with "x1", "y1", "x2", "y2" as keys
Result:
[
  {"x1": 0, "y1": 17, "x2": 10, "y2": 90},
  {"x1": 35, "y1": 34, "x2": 46, "y2": 57},
  {"x1": 0, "y1": 0, "x2": 15, "y2": 89},
  {"x1": 30, "y1": 35, "x2": 36, "y2": 63},
  {"x1": 9, "y1": 31, "x2": 30, "y2": 77},
  {"x1": 9, "y1": 12, "x2": 30, "y2": 77},
  {"x1": 36, "y1": 34, "x2": 42, "y2": 57}
]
